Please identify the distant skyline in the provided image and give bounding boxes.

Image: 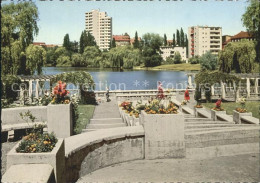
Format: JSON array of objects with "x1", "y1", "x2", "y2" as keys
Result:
[{"x1": 4, "y1": 0, "x2": 250, "y2": 44}]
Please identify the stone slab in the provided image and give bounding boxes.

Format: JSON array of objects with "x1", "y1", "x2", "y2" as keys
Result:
[
  {"x1": 47, "y1": 103, "x2": 73, "y2": 138},
  {"x1": 1, "y1": 106, "x2": 47, "y2": 125},
  {"x1": 2, "y1": 164, "x2": 55, "y2": 183}
]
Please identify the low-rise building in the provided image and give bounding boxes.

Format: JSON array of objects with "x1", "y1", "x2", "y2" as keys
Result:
[
  {"x1": 222, "y1": 31, "x2": 255, "y2": 49},
  {"x1": 113, "y1": 35, "x2": 130, "y2": 47},
  {"x1": 160, "y1": 46, "x2": 187, "y2": 63}
]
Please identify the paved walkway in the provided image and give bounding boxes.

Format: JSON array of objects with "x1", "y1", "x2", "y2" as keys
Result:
[{"x1": 77, "y1": 153, "x2": 259, "y2": 182}]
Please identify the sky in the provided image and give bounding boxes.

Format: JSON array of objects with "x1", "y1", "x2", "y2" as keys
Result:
[{"x1": 3, "y1": 0, "x2": 250, "y2": 44}]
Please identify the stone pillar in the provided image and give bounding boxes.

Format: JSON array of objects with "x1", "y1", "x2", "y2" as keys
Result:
[
  {"x1": 19, "y1": 85, "x2": 24, "y2": 105},
  {"x1": 211, "y1": 85, "x2": 215, "y2": 96},
  {"x1": 246, "y1": 78, "x2": 250, "y2": 98},
  {"x1": 220, "y1": 80, "x2": 226, "y2": 98},
  {"x1": 188, "y1": 74, "x2": 192, "y2": 88},
  {"x1": 35, "y1": 80, "x2": 39, "y2": 99},
  {"x1": 233, "y1": 81, "x2": 240, "y2": 102},
  {"x1": 28, "y1": 80, "x2": 33, "y2": 102},
  {"x1": 255, "y1": 78, "x2": 258, "y2": 94},
  {"x1": 141, "y1": 111, "x2": 185, "y2": 159}
]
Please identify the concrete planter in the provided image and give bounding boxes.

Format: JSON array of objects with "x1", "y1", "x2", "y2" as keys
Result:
[
  {"x1": 141, "y1": 111, "x2": 185, "y2": 159},
  {"x1": 233, "y1": 110, "x2": 252, "y2": 124},
  {"x1": 211, "y1": 109, "x2": 226, "y2": 121},
  {"x1": 7, "y1": 139, "x2": 65, "y2": 183},
  {"x1": 133, "y1": 116, "x2": 140, "y2": 126},
  {"x1": 47, "y1": 103, "x2": 73, "y2": 138},
  {"x1": 194, "y1": 107, "x2": 205, "y2": 117}
]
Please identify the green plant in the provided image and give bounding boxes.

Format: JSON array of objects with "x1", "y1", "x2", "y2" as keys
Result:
[{"x1": 16, "y1": 132, "x2": 57, "y2": 153}]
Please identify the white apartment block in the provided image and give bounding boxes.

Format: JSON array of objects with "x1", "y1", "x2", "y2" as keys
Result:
[
  {"x1": 188, "y1": 26, "x2": 222, "y2": 58},
  {"x1": 85, "y1": 9, "x2": 112, "y2": 50},
  {"x1": 160, "y1": 46, "x2": 187, "y2": 63}
]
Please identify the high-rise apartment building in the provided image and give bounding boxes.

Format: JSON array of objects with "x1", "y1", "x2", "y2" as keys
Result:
[
  {"x1": 85, "y1": 9, "x2": 112, "y2": 50},
  {"x1": 188, "y1": 26, "x2": 222, "y2": 58}
]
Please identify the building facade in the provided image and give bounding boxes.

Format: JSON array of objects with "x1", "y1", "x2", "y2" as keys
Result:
[
  {"x1": 222, "y1": 31, "x2": 255, "y2": 49},
  {"x1": 113, "y1": 35, "x2": 130, "y2": 47},
  {"x1": 160, "y1": 46, "x2": 187, "y2": 63},
  {"x1": 188, "y1": 26, "x2": 222, "y2": 58},
  {"x1": 85, "y1": 9, "x2": 112, "y2": 50}
]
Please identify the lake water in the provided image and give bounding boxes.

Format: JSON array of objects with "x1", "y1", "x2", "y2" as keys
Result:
[{"x1": 42, "y1": 67, "x2": 195, "y2": 91}]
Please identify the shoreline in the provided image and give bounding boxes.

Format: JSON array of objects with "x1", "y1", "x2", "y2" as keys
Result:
[{"x1": 44, "y1": 63, "x2": 201, "y2": 72}]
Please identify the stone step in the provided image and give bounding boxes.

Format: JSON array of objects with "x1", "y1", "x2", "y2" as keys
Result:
[
  {"x1": 185, "y1": 126, "x2": 260, "y2": 148},
  {"x1": 86, "y1": 123, "x2": 126, "y2": 129},
  {"x1": 184, "y1": 115, "x2": 196, "y2": 118},
  {"x1": 90, "y1": 118, "x2": 123, "y2": 124},
  {"x1": 81, "y1": 129, "x2": 97, "y2": 133},
  {"x1": 185, "y1": 123, "x2": 251, "y2": 129},
  {"x1": 184, "y1": 118, "x2": 212, "y2": 122},
  {"x1": 185, "y1": 121, "x2": 235, "y2": 125}
]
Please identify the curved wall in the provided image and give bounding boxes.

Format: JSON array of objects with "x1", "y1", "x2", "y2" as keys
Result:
[{"x1": 64, "y1": 126, "x2": 145, "y2": 183}]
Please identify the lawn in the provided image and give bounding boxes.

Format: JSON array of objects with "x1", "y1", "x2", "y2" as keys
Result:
[
  {"x1": 134, "y1": 63, "x2": 200, "y2": 71},
  {"x1": 202, "y1": 101, "x2": 260, "y2": 119},
  {"x1": 74, "y1": 104, "x2": 95, "y2": 134}
]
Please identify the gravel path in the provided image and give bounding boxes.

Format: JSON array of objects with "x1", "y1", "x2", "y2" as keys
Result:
[{"x1": 1, "y1": 142, "x2": 17, "y2": 176}]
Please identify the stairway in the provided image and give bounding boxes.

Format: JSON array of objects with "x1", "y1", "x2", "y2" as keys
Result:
[
  {"x1": 82, "y1": 96, "x2": 126, "y2": 133},
  {"x1": 184, "y1": 114, "x2": 260, "y2": 159}
]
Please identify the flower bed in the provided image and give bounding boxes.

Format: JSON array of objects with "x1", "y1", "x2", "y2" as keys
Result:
[
  {"x1": 16, "y1": 132, "x2": 57, "y2": 153},
  {"x1": 144, "y1": 100, "x2": 178, "y2": 114}
]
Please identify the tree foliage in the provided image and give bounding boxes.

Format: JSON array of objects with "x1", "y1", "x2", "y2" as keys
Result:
[
  {"x1": 1, "y1": 2, "x2": 41, "y2": 75},
  {"x1": 79, "y1": 30, "x2": 97, "y2": 54},
  {"x1": 173, "y1": 51, "x2": 182, "y2": 64},
  {"x1": 218, "y1": 40, "x2": 257, "y2": 73},
  {"x1": 142, "y1": 33, "x2": 163, "y2": 51},
  {"x1": 200, "y1": 51, "x2": 218, "y2": 71},
  {"x1": 241, "y1": 0, "x2": 260, "y2": 64},
  {"x1": 25, "y1": 44, "x2": 46, "y2": 74},
  {"x1": 82, "y1": 46, "x2": 102, "y2": 68},
  {"x1": 133, "y1": 31, "x2": 140, "y2": 49},
  {"x1": 176, "y1": 30, "x2": 180, "y2": 46},
  {"x1": 163, "y1": 34, "x2": 167, "y2": 46}
]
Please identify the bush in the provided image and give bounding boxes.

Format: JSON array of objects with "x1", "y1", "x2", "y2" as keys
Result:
[
  {"x1": 1, "y1": 75, "x2": 21, "y2": 106},
  {"x1": 188, "y1": 55, "x2": 200, "y2": 64},
  {"x1": 16, "y1": 132, "x2": 57, "y2": 153},
  {"x1": 173, "y1": 51, "x2": 182, "y2": 64}
]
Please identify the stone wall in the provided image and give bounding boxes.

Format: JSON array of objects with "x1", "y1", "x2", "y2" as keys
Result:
[
  {"x1": 65, "y1": 126, "x2": 145, "y2": 183},
  {"x1": 1, "y1": 106, "x2": 47, "y2": 124}
]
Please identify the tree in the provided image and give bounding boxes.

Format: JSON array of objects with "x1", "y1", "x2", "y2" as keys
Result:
[
  {"x1": 184, "y1": 34, "x2": 188, "y2": 56},
  {"x1": 142, "y1": 33, "x2": 163, "y2": 51},
  {"x1": 218, "y1": 40, "x2": 257, "y2": 73},
  {"x1": 46, "y1": 47, "x2": 58, "y2": 66},
  {"x1": 70, "y1": 41, "x2": 78, "y2": 53},
  {"x1": 163, "y1": 34, "x2": 167, "y2": 46},
  {"x1": 180, "y1": 28, "x2": 184, "y2": 47},
  {"x1": 63, "y1": 34, "x2": 71, "y2": 51},
  {"x1": 173, "y1": 51, "x2": 182, "y2": 64},
  {"x1": 86, "y1": 32, "x2": 97, "y2": 47},
  {"x1": 173, "y1": 33, "x2": 176, "y2": 47},
  {"x1": 79, "y1": 31, "x2": 85, "y2": 54},
  {"x1": 133, "y1": 31, "x2": 140, "y2": 49},
  {"x1": 79, "y1": 30, "x2": 97, "y2": 53},
  {"x1": 111, "y1": 38, "x2": 116, "y2": 48},
  {"x1": 200, "y1": 51, "x2": 218, "y2": 71},
  {"x1": 25, "y1": 44, "x2": 46, "y2": 74},
  {"x1": 71, "y1": 53, "x2": 83, "y2": 67},
  {"x1": 242, "y1": 0, "x2": 260, "y2": 64},
  {"x1": 176, "y1": 29, "x2": 180, "y2": 46},
  {"x1": 82, "y1": 46, "x2": 101, "y2": 67},
  {"x1": 1, "y1": 2, "x2": 39, "y2": 75}
]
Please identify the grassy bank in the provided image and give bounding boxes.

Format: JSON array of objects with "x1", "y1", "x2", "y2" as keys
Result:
[
  {"x1": 74, "y1": 104, "x2": 95, "y2": 134},
  {"x1": 203, "y1": 101, "x2": 260, "y2": 119},
  {"x1": 134, "y1": 63, "x2": 200, "y2": 71}
]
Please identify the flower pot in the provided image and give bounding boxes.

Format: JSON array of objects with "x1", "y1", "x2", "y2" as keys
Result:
[
  {"x1": 211, "y1": 109, "x2": 226, "y2": 121},
  {"x1": 7, "y1": 139, "x2": 65, "y2": 183},
  {"x1": 133, "y1": 116, "x2": 140, "y2": 126},
  {"x1": 141, "y1": 111, "x2": 185, "y2": 159},
  {"x1": 233, "y1": 110, "x2": 252, "y2": 124},
  {"x1": 47, "y1": 103, "x2": 73, "y2": 138}
]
